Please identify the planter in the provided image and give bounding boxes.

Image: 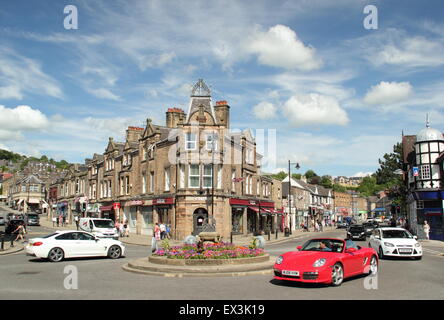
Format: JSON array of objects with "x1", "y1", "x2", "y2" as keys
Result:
[{"x1": 148, "y1": 254, "x2": 270, "y2": 266}]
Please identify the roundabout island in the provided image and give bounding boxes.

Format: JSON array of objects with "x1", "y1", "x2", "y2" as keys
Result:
[{"x1": 122, "y1": 239, "x2": 276, "y2": 277}]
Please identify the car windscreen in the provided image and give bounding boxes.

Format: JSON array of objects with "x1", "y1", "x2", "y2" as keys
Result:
[
  {"x1": 301, "y1": 239, "x2": 344, "y2": 253},
  {"x1": 92, "y1": 220, "x2": 114, "y2": 228},
  {"x1": 350, "y1": 227, "x2": 364, "y2": 232},
  {"x1": 382, "y1": 230, "x2": 412, "y2": 239},
  {"x1": 27, "y1": 214, "x2": 39, "y2": 218}
]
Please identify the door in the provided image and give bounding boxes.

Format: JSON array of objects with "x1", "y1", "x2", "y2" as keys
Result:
[
  {"x1": 54, "y1": 232, "x2": 82, "y2": 257},
  {"x1": 193, "y1": 208, "x2": 208, "y2": 235},
  {"x1": 75, "y1": 232, "x2": 105, "y2": 256},
  {"x1": 343, "y1": 241, "x2": 364, "y2": 276}
]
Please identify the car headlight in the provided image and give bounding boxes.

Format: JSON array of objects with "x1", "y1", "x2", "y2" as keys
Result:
[
  {"x1": 361, "y1": 232, "x2": 365, "y2": 235},
  {"x1": 276, "y1": 256, "x2": 284, "y2": 265},
  {"x1": 384, "y1": 242, "x2": 395, "y2": 247},
  {"x1": 415, "y1": 243, "x2": 421, "y2": 248},
  {"x1": 313, "y1": 258, "x2": 327, "y2": 267}
]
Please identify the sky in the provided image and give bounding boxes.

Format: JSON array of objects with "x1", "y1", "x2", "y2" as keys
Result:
[{"x1": 1, "y1": 0, "x2": 444, "y2": 177}]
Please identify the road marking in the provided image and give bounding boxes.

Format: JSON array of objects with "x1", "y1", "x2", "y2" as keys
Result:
[{"x1": 423, "y1": 248, "x2": 443, "y2": 256}]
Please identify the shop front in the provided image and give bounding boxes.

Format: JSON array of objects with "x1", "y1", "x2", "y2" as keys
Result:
[
  {"x1": 153, "y1": 197, "x2": 174, "y2": 225},
  {"x1": 87, "y1": 203, "x2": 101, "y2": 218},
  {"x1": 140, "y1": 201, "x2": 153, "y2": 236},
  {"x1": 229, "y1": 198, "x2": 274, "y2": 235},
  {"x1": 100, "y1": 202, "x2": 120, "y2": 221}
]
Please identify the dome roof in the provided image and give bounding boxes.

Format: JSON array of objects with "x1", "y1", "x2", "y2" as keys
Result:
[{"x1": 416, "y1": 127, "x2": 444, "y2": 142}]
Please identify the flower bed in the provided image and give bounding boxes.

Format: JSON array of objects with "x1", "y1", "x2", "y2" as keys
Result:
[{"x1": 153, "y1": 242, "x2": 264, "y2": 260}]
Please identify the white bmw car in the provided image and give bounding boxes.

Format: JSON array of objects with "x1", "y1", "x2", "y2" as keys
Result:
[
  {"x1": 369, "y1": 227, "x2": 422, "y2": 260},
  {"x1": 25, "y1": 230, "x2": 125, "y2": 262}
]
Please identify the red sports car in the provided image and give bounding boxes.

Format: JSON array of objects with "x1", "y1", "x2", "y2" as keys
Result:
[{"x1": 273, "y1": 238, "x2": 378, "y2": 286}]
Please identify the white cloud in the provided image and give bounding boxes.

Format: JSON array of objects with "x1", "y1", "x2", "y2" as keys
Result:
[
  {"x1": 0, "y1": 46, "x2": 63, "y2": 100},
  {"x1": 375, "y1": 36, "x2": 444, "y2": 68},
  {"x1": 253, "y1": 101, "x2": 278, "y2": 120},
  {"x1": 352, "y1": 172, "x2": 373, "y2": 177},
  {"x1": 86, "y1": 88, "x2": 121, "y2": 101},
  {"x1": 364, "y1": 81, "x2": 412, "y2": 105},
  {"x1": 282, "y1": 93, "x2": 349, "y2": 127},
  {"x1": 247, "y1": 25, "x2": 322, "y2": 70},
  {"x1": 0, "y1": 105, "x2": 50, "y2": 131}
]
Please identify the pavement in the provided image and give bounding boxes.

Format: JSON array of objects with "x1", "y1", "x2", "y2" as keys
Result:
[
  {"x1": 36, "y1": 215, "x2": 332, "y2": 247},
  {"x1": 4, "y1": 203, "x2": 444, "y2": 250},
  {"x1": 0, "y1": 237, "x2": 25, "y2": 256}
]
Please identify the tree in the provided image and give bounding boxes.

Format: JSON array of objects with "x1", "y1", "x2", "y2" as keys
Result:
[
  {"x1": 375, "y1": 142, "x2": 403, "y2": 185},
  {"x1": 269, "y1": 171, "x2": 287, "y2": 181},
  {"x1": 292, "y1": 173, "x2": 302, "y2": 180},
  {"x1": 357, "y1": 175, "x2": 383, "y2": 197},
  {"x1": 320, "y1": 175, "x2": 333, "y2": 188},
  {"x1": 332, "y1": 184, "x2": 347, "y2": 192},
  {"x1": 304, "y1": 170, "x2": 318, "y2": 180},
  {"x1": 375, "y1": 142, "x2": 406, "y2": 214}
]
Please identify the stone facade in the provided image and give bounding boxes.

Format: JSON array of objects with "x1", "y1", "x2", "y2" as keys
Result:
[{"x1": 51, "y1": 80, "x2": 277, "y2": 240}]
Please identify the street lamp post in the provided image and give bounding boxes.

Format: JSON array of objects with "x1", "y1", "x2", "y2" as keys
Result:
[{"x1": 288, "y1": 161, "x2": 300, "y2": 235}]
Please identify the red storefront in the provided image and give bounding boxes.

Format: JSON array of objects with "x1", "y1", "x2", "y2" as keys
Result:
[
  {"x1": 100, "y1": 202, "x2": 120, "y2": 221},
  {"x1": 229, "y1": 198, "x2": 275, "y2": 235}
]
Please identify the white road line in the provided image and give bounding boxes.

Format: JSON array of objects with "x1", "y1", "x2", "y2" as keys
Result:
[{"x1": 423, "y1": 248, "x2": 443, "y2": 255}]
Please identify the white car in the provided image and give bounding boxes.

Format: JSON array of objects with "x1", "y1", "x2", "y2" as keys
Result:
[
  {"x1": 25, "y1": 230, "x2": 125, "y2": 262},
  {"x1": 369, "y1": 227, "x2": 422, "y2": 260}
]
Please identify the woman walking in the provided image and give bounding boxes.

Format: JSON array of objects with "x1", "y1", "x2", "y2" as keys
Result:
[{"x1": 423, "y1": 220, "x2": 431, "y2": 240}]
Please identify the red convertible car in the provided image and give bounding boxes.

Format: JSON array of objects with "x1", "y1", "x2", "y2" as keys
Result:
[{"x1": 273, "y1": 238, "x2": 378, "y2": 286}]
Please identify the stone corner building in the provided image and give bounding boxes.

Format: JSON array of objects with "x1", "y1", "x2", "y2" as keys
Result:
[{"x1": 54, "y1": 80, "x2": 281, "y2": 240}]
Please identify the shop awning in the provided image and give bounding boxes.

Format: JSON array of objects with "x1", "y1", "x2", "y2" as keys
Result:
[{"x1": 248, "y1": 206, "x2": 273, "y2": 214}]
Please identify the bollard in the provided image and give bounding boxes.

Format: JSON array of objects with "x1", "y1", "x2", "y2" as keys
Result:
[
  {"x1": 0, "y1": 235, "x2": 4, "y2": 251},
  {"x1": 230, "y1": 232, "x2": 233, "y2": 244},
  {"x1": 268, "y1": 230, "x2": 271, "y2": 241},
  {"x1": 276, "y1": 228, "x2": 278, "y2": 239}
]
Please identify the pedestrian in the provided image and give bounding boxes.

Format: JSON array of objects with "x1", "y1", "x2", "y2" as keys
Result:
[
  {"x1": 160, "y1": 223, "x2": 166, "y2": 240},
  {"x1": 62, "y1": 215, "x2": 66, "y2": 227},
  {"x1": 13, "y1": 222, "x2": 25, "y2": 243},
  {"x1": 115, "y1": 220, "x2": 120, "y2": 236},
  {"x1": 166, "y1": 224, "x2": 171, "y2": 239},
  {"x1": 390, "y1": 217, "x2": 396, "y2": 227},
  {"x1": 423, "y1": 220, "x2": 430, "y2": 240},
  {"x1": 56, "y1": 215, "x2": 60, "y2": 227},
  {"x1": 75, "y1": 215, "x2": 79, "y2": 230},
  {"x1": 154, "y1": 223, "x2": 161, "y2": 241},
  {"x1": 151, "y1": 223, "x2": 161, "y2": 253},
  {"x1": 52, "y1": 216, "x2": 56, "y2": 227},
  {"x1": 405, "y1": 219, "x2": 410, "y2": 232}
]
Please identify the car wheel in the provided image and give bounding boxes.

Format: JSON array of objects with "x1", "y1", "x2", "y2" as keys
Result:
[
  {"x1": 331, "y1": 263, "x2": 344, "y2": 287},
  {"x1": 48, "y1": 247, "x2": 64, "y2": 262},
  {"x1": 108, "y1": 245, "x2": 122, "y2": 259},
  {"x1": 368, "y1": 255, "x2": 378, "y2": 275},
  {"x1": 378, "y1": 247, "x2": 385, "y2": 259}
]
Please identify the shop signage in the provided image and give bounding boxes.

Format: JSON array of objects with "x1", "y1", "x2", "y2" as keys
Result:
[
  {"x1": 229, "y1": 198, "x2": 274, "y2": 208},
  {"x1": 126, "y1": 200, "x2": 143, "y2": 206},
  {"x1": 153, "y1": 198, "x2": 174, "y2": 205},
  {"x1": 113, "y1": 203, "x2": 121, "y2": 210},
  {"x1": 189, "y1": 197, "x2": 207, "y2": 201}
]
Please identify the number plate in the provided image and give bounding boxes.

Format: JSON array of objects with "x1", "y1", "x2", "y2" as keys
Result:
[
  {"x1": 282, "y1": 270, "x2": 299, "y2": 276},
  {"x1": 399, "y1": 249, "x2": 412, "y2": 254}
]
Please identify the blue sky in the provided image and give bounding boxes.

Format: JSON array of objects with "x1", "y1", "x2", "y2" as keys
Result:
[{"x1": 1, "y1": 0, "x2": 444, "y2": 177}]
